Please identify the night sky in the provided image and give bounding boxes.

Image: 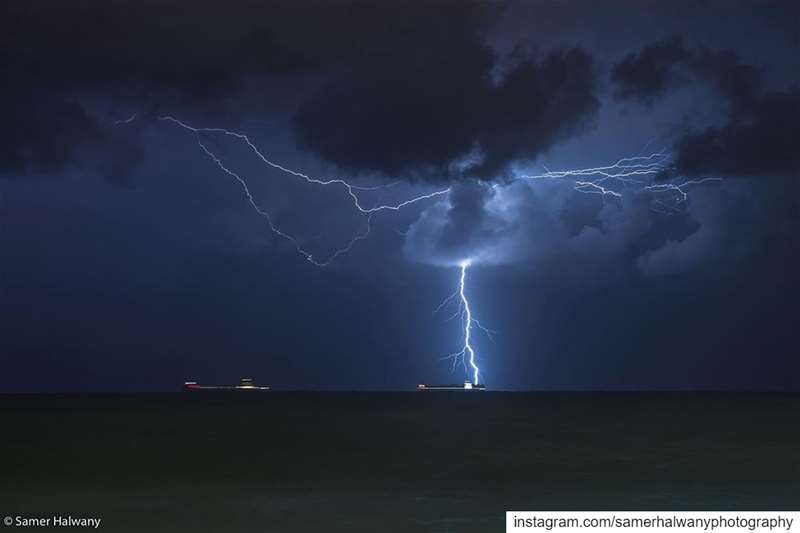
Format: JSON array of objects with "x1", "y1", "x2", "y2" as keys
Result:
[{"x1": 1, "y1": 0, "x2": 798, "y2": 392}]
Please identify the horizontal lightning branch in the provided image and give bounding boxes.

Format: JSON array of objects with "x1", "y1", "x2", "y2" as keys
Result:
[
  {"x1": 118, "y1": 114, "x2": 725, "y2": 388},
  {"x1": 434, "y1": 152, "x2": 721, "y2": 386},
  {"x1": 519, "y1": 152, "x2": 722, "y2": 213},
  {"x1": 122, "y1": 116, "x2": 451, "y2": 266}
]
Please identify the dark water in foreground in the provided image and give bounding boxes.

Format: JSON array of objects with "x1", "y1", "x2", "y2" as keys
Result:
[{"x1": 1, "y1": 393, "x2": 798, "y2": 532}]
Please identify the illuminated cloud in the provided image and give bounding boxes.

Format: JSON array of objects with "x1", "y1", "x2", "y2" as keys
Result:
[{"x1": 404, "y1": 177, "x2": 760, "y2": 280}]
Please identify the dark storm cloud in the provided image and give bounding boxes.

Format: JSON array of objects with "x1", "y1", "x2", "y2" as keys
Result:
[
  {"x1": 292, "y1": 4, "x2": 496, "y2": 180},
  {"x1": 691, "y1": 48, "x2": 764, "y2": 112},
  {"x1": 612, "y1": 38, "x2": 799, "y2": 179},
  {"x1": 0, "y1": 2, "x2": 330, "y2": 101},
  {"x1": 0, "y1": 91, "x2": 99, "y2": 176},
  {"x1": 0, "y1": 0, "x2": 337, "y2": 180},
  {"x1": 0, "y1": 2, "x2": 476, "y2": 180},
  {"x1": 611, "y1": 39, "x2": 764, "y2": 107},
  {"x1": 610, "y1": 38, "x2": 691, "y2": 104},
  {"x1": 1, "y1": 1, "x2": 613, "y2": 185},
  {"x1": 0, "y1": 89, "x2": 143, "y2": 183},
  {"x1": 674, "y1": 89, "x2": 800, "y2": 178},
  {"x1": 294, "y1": 44, "x2": 599, "y2": 180},
  {"x1": 405, "y1": 34, "x2": 799, "y2": 276},
  {"x1": 671, "y1": 44, "x2": 796, "y2": 179}
]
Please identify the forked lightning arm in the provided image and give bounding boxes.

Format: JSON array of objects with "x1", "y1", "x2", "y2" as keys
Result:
[
  {"x1": 121, "y1": 115, "x2": 450, "y2": 266},
  {"x1": 433, "y1": 153, "x2": 722, "y2": 385},
  {"x1": 519, "y1": 152, "x2": 721, "y2": 213},
  {"x1": 118, "y1": 115, "x2": 722, "y2": 387},
  {"x1": 436, "y1": 261, "x2": 495, "y2": 385}
]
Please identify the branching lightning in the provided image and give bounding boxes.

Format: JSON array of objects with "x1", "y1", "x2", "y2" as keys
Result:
[
  {"x1": 119, "y1": 115, "x2": 449, "y2": 266},
  {"x1": 436, "y1": 260, "x2": 495, "y2": 385},
  {"x1": 119, "y1": 114, "x2": 722, "y2": 387},
  {"x1": 519, "y1": 151, "x2": 722, "y2": 213},
  {"x1": 431, "y1": 150, "x2": 722, "y2": 386}
]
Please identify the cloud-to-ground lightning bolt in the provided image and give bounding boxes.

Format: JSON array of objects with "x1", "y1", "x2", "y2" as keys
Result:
[
  {"x1": 119, "y1": 115, "x2": 450, "y2": 266},
  {"x1": 122, "y1": 113, "x2": 725, "y2": 385},
  {"x1": 436, "y1": 260, "x2": 495, "y2": 385},
  {"x1": 432, "y1": 151, "x2": 721, "y2": 385}
]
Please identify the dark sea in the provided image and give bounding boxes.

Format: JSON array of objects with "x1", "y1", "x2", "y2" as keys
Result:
[{"x1": 1, "y1": 393, "x2": 798, "y2": 532}]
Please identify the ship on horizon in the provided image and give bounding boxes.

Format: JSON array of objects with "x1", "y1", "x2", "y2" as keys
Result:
[
  {"x1": 417, "y1": 380, "x2": 486, "y2": 391},
  {"x1": 184, "y1": 378, "x2": 270, "y2": 391}
]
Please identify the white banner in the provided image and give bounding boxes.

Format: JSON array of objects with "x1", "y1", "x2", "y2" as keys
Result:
[{"x1": 507, "y1": 512, "x2": 800, "y2": 533}]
